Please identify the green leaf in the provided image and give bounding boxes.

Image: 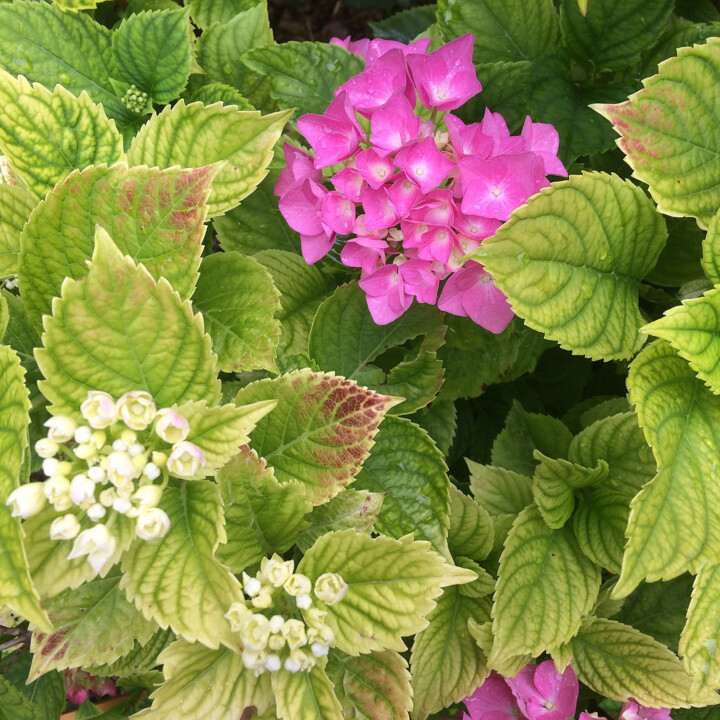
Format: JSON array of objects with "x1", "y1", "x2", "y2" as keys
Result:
[
  {"x1": 370, "y1": 5, "x2": 437, "y2": 42},
  {"x1": 436, "y1": 0, "x2": 561, "y2": 63},
  {"x1": 411, "y1": 399, "x2": 457, "y2": 456},
  {"x1": 127, "y1": 100, "x2": 291, "y2": 217},
  {"x1": 532, "y1": 452, "x2": 609, "y2": 530},
  {"x1": 560, "y1": 0, "x2": 674, "y2": 71},
  {"x1": 571, "y1": 617, "x2": 717, "y2": 708},
  {"x1": 353, "y1": 415, "x2": 451, "y2": 558},
  {"x1": 189, "y1": 82, "x2": 255, "y2": 111},
  {"x1": 53, "y1": 0, "x2": 103, "y2": 10},
  {"x1": 618, "y1": 340, "x2": 720, "y2": 596},
  {"x1": 327, "y1": 650, "x2": 412, "y2": 720},
  {"x1": 19, "y1": 163, "x2": 216, "y2": 327},
  {"x1": 4, "y1": 654, "x2": 65, "y2": 720},
  {"x1": 702, "y1": 209, "x2": 720, "y2": 286},
  {"x1": 0, "y1": 185, "x2": 36, "y2": 278},
  {"x1": 36, "y1": 228, "x2": 220, "y2": 418},
  {"x1": 2, "y1": 291, "x2": 41, "y2": 389},
  {"x1": 234, "y1": 370, "x2": 398, "y2": 505},
  {"x1": 467, "y1": 460, "x2": 533, "y2": 517},
  {"x1": 644, "y1": 286, "x2": 720, "y2": 394},
  {"x1": 410, "y1": 586, "x2": 491, "y2": 720},
  {"x1": 568, "y1": 411, "x2": 656, "y2": 497},
  {"x1": 595, "y1": 38, "x2": 720, "y2": 227},
  {"x1": 272, "y1": 665, "x2": 343, "y2": 720},
  {"x1": 133, "y1": 640, "x2": 272, "y2": 720},
  {"x1": 196, "y1": 3, "x2": 274, "y2": 94},
  {"x1": 0, "y1": 676, "x2": 36, "y2": 720},
  {"x1": 215, "y1": 447, "x2": 312, "y2": 573},
  {"x1": 112, "y1": 8, "x2": 192, "y2": 104},
  {"x1": 641, "y1": 21, "x2": 720, "y2": 80},
  {"x1": 0, "y1": 346, "x2": 51, "y2": 631},
  {"x1": 186, "y1": 0, "x2": 262, "y2": 28},
  {"x1": 573, "y1": 488, "x2": 630, "y2": 574},
  {"x1": 298, "y1": 530, "x2": 473, "y2": 655},
  {"x1": 192, "y1": 251, "x2": 281, "y2": 373},
  {"x1": 29, "y1": 566, "x2": 157, "y2": 678},
  {"x1": 490, "y1": 505, "x2": 601, "y2": 666},
  {"x1": 120, "y1": 482, "x2": 244, "y2": 650},
  {"x1": 242, "y1": 41, "x2": 365, "y2": 116},
  {"x1": 447, "y1": 486, "x2": 493, "y2": 562},
  {"x1": 647, "y1": 215, "x2": 705, "y2": 288},
  {"x1": 88, "y1": 627, "x2": 175, "y2": 678},
  {"x1": 471, "y1": 172, "x2": 668, "y2": 360},
  {"x1": 0, "y1": 72, "x2": 123, "y2": 199}
]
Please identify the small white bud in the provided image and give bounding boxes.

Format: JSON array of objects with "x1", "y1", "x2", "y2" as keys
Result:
[
  {"x1": 142, "y1": 462, "x2": 161, "y2": 481},
  {"x1": 44, "y1": 475, "x2": 70, "y2": 504},
  {"x1": 74, "y1": 443, "x2": 98, "y2": 461},
  {"x1": 269, "y1": 615, "x2": 285, "y2": 634},
  {"x1": 44, "y1": 416, "x2": 76, "y2": 443},
  {"x1": 310, "y1": 642, "x2": 329, "y2": 658},
  {"x1": 242, "y1": 573, "x2": 262, "y2": 598},
  {"x1": 74, "y1": 426, "x2": 92, "y2": 444},
  {"x1": 154, "y1": 408, "x2": 190, "y2": 444},
  {"x1": 67, "y1": 524, "x2": 116, "y2": 574},
  {"x1": 99, "y1": 488, "x2": 117, "y2": 507},
  {"x1": 42, "y1": 458, "x2": 59, "y2": 477},
  {"x1": 80, "y1": 391, "x2": 117, "y2": 429},
  {"x1": 87, "y1": 466, "x2": 106, "y2": 483},
  {"x1": 296, "y1": 594, "x2": 312, "y2": 610},
  {"x1": 283, "y1": 573, "x2": 312, "y2": 598},
  {"x1": 135, "y1": 507, "x2": 170, "y2": 540},
  {"x1": 128, "y1": 443, "x2": 145, "y2": 458},
  {"x1": 132, "y1": 484, "x2": 162, "y2": 508},
  {"x1": 117, "y1": 391, "x2": 156, "y2": 431},
  {"x1": 6, "y1": 483, "x2": 46, "y2": 518},
  {"x1": 314, "y1": 572, "x2": 348, "y2": 605},
  {"x1": 167, "y1": 442, "x2": 206, "y2": 478},
  {"x1": 87, "y1": 503, "x2": 106, "y2": 521},
  {"x1": 284, "y1": 656, "x2": 302, "y2": 673},
  {"x1": 113, "y1": 497, "x2": 132, "y2": 515},
  {"x1": 69, "y1": 474, "x2": 95, "y2": 506},
  {"x1": 106, "y1": 451, "x2": 138, "y2": 486},
  {"x1": 265, "y1": 654, "x2": 281, "y2": 672},
  {"x1": 49, "y1": 514, "x2": 81, "y2": 540},
  {"x1": 35, "y1": 438, "x2": 59, "y2": 459},
  {"x1": 112, "y1": 439, "x2": 127, "y2": 452}
]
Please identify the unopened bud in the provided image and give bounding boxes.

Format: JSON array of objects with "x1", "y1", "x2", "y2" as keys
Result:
[{"x1": 6, "y1": 483, "x2": 46, "y2": 519}]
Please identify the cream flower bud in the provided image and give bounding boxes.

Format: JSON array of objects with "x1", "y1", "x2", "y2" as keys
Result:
[
  {"x1": 288, "y1": 648, "x2": 315, "y2": 672},
  {"x1": 142, "y1": 462, "x2": 161, "y2": 481},
  {"x1": 74, "y1": 426, "x2": 92, "y2": 444},
  {"x1": 99, "y1": 488, "x2": 117, "y2": 507},
  {"x1": 81, "y1": 391, "x2": 117, "y2": 429},
  {"x1": 251, "y1": 589, "x2": 273, "y2": 609},
  {"x1": 128, "y1": 443, "x2": 145, "y2": 458},
  {"x1": 260, "y1": 555, "x2": 294, "y2": 588},
  {"x1": 50, "y1": 514, "x2": 81, "y2": 540},
  {"x1": 117, "y1": 391, "x2": 156, "y2": 431},
  {"x1": 296, "y1": 594, "x2": 312, "y2": 610},
  {"x1": 154, "y1": 408, "x2": 190, "y2": 444},
  {"x1": 132, "y1": 484, "x2": 162, "y2": 508},
  {"x1": 307, "y1": 624, "x2": 334, "y2": 646},
  {"x1": 268, "y1": 634, "x2": 285, "y2": 651},
  {"x1": 166, "y1": 442, "x2": 206, "y2": 478},
  {"x1": 113, "y1": 497, "x2": 132, "y2": 515},
  {"x1": 87, "y1": 466, "x2": 106, "y2": 483},
  {"x1": 44, "y1": 416, "x2": 77, "y2": 443},
  {"x1": 132, "y1": 454, "x2": 147, "y2": 473},
  {"x1": 284, "y1": 656, "x2": 302, "y2": 674},
  {"x1": 314, "y1": 573, "x2": 348, "y2": 605},
  {"x1": 90, "y1": 431, "x2": 106, "y2": 449},
  {"x1": 87, "y1": 503, "x2": 106, "y2": 521},
  {"x1": 151, "y1": 451, "x2": 167, "y2": 468},
  {"x1": 242, "y1": 572, "x2": 262, "y2": 597},
  {"x1": 120, "y1": 429, "x2": 137, "y2": 446},
  {"x1": 281, "y1": 619, "x2": 307, "y2": 651},
  {"x1": 69, "y1": 474, "x2": 95, "y2": 506},
  {"x1": 225, "y1": 602, "x2": 251, "y2": 631},
  {"x1": 6, "y1": 483, "x2": 46, "y2": 518},
  {"x1": 56, "y1": 461, "x2": 73, "y2": 476},
  {"x1": 239, "y1": 613, "x2": 270, "y2": 651},
  {"x1": 35, "y1": 438, "x2": 59, "y2": 459},
  {"x1": 310, "y1": 642, "x2": 329, "y2": 658},
  {"x1": 135, "y1": 507, "x2": 170, "y2": 540},
  {"x1": 304, "y1": 607, "x2": 328, "y2": 629},
  {"x1": 241, "y1": 648, "x2": 267, "y2": 673},
  {"x1": 106, "y1": 451, "x2": 138, "y2": 486},
  {"x1": 74, "y1": 443, "x2": 98, "y2": 461},
  {"x1": 283, "y1": 573, "x2": 312, "y2": 598},
  {"x1": 67, "y1": 524, "x2": 116, "y2": 574},
  {"x1": 269, "y1": 615, "x2": 285, "y2": 634},
  {"x1": 112, "y1": 439, "x2": 127, "y2": 452},
  {"x1": 42, "y1": 458, "x2": 59, "y2": 477},
  {"x1": 44, "y1": 475, "x2": 70, "y2": 504},
  {"x1": 265, "y1": 654, "x2": 281, "y2": 672}
]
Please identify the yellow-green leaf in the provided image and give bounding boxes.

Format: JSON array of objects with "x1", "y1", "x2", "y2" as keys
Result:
[
  {"x1": 0, "y1": 185, "x2": 36, "y2": 278},
  {"x1": 272, "y1": 665, "x2": 342, "y2": 720}
]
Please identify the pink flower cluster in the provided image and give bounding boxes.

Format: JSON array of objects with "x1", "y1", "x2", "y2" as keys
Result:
[
  {"x1": 275, "y1": 34, "x2": 565, "y2": 330},
  {"x1": 64, "y1": 668, "x2": 117, "y2": 706}
]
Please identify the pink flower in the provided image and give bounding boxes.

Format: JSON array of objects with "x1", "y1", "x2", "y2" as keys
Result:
[
  {"x1": 331, "y1": 36, "x2": 430, "y2": 63},
  {"x1": 579, "y1": 714, "x2": 607, "y2": 720},
  {"x1": 332, "y1": 167, "x2": 365, "y2": 202},
  {"x1": 277, "y1": 178, "x2": 327, "y2": 236},
  {"x1": 462, "y1": 671, "x2": 523, "y2": 720},
  {"x1": 505, "y1": 661, "x2": 579, "y2": 720},
  {"x1": 399, "y1": 258, "x2": 440, "y2": 304},
  {"x1": 620, "y1": 701, "x2": 672, "y2": 720},
  {"x1": 361, "y1": 186, "x2": 398, "y2": 230},
  {"x1": 358, "y1": 264, "x2": 412, "y2": 324},
  {"x1": 355, "y1": 148, "x2": 396, "y2": 189},
  {"x1": 322, "y1": 191, "x2": 355, "y2": 235},
  {"x1": 370, "y1": 93, "x2": 421, "y2": 155},
  {"x1": 445, "y1": 113, "x2": 494, "y2": 159},
  {"x1": 521, "y1": 116, "x2": 567, "y2": 177},
  {"x1": 274, "y1": 144, "x2": 322, "y2": 197},
  {"x1": 340, "y1": 236, "x2": 388, "y2": 274},
  {"x1": 388, "y1": 174, "x2": 422, "y2": 217},
  {"x1": 395, "y1": 137, "x2": 456, "y2": 194}
]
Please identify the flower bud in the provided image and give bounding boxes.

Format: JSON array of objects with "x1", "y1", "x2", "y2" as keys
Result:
[
  {"x1": 314, "y1": 573, "x2": 348, "y2": 605},
  {"x1": 44, "y1": 475, "x2": 70, "y2": 505},
  {"x1": 269, "y1": 615, "x2": 285, "y2": 634},
  {"x1": 87, "y1": 503, "x2": 106, "y2": 521},
  {"x1": 225, "y1": 602, "x2": 251, "y2": 631},
  {"x1": 128, "y1": 443, "x2": 145, "y2": 458},
  {"x1": 154, "y1": 408, "x2": 190, "y2": 444},
  {"x1": 132, "y1": 454, "x2": 147, "y2": 474},
  {"x1": 44, "y1": 416, "x2": 77, "y2": 443},
  {"x1": 67, "y1": 524, "x2": 116, "y2": 574},
  {"x1": 6, "y1": 483, "x2": 46, "y2": 518},
  {"x1": 283, "y1": 573, "x2": 312, "y2": 598},
  {"x1": 287, "y1": 648, "x2": 315, "y2": 672},
  {"x1": 304, "y1": 607, "x2": 328, "y2": 629},
  {"x1": 167, "y1": 442, "x2": 206, "y2": 478},
  {"x1": 74, "y1": 443, "x2": 98, "y2": 461},
  {"x1": 69, "y1": 474, "x2": 95, "y2": 506},
  {"x1": 112, "y1": 439, "x2": 127, "y2": 452},
  {"x1": 296, "y1": 594, "x2": 312, "y2": 610},
  {"x1": 251, "y1": 589, "x2": 274, "y2": 609},
  {"x1": 142, "y1": 462, "x2": 161, "y2": 481},
  {"x1": 50, "y1": 514, "x2": 81, "y2": 540},
  {"x1": 307, "y1": 624, "x2": 334, "y2": 646},
  {"x1": 239, "y1": 613, "x2": 270, "y2": 651},
  {"x1": 268, "y1": 634, "x2": 285, "y2": 651},
  {"x1": 241, "y1": 648, "x2": 267, "y2": 674},
  {"x1": 132, "y1": 484, "x2": 162, "y2": 509},
  {"x1": 135, "y1": 508, "x2": 170, "y2": 540},
  {"x1": 260, "y1": 555, "x2": 294, "y2": 588},
  {"x1": 81, "y1": 391, "x2": 117, "y2": 429},
  {"x1": 281, "y1": 619, "x2": 307, "y2": 651},
  {"x1": 310, "y1": 642, "x2": 329, "y2": 658},
  {"x1": 242, "y1": 572, "x2": 262, "y2": 597},
  {"x1": 265, "y1": 654, "x2": 281, "y2": 672},
  {"x1": 56, "y1": 461, "x2": 73, "y2": 476},
  {"x1": 117, "y1": 391, "x2": 156, "y2": 431},
  {"x1": 113, "y1": 497, "x2": 132, "y2": 515},
  {"x1": 151, "y1": 451, "x2": 167, "y2": 468},
  {"x1": 42, "y1": 458, "x2": 59, "y2": 477},
  {"x1": 106, "y1": 451, "x2": 138, "y2": 486},
  {"x1": 99, "y1": 488, "x2": 117, "y2": 507},
  {"x1": 89, "y1": 431, "x2": 106, "y2": 449},
  {"x1": 74, "y1": 426, "x2": 92, "y2": 444},
  {"x1": 120, "y1": 429, "x2": 137, "y2": 446},
  {"x1": 284, "y1": 656, "x2": 302, "y2": 674},
  {"x1": 87, "y1": 466, "x2": 106, "y2": 483},
  {"x1": 35, "y1": 438, "x2": 59, "y2": 459}
]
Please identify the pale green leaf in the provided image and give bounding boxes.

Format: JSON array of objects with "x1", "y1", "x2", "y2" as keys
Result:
[
  {"x1": 215, "y1": 447, "x2": 311, "y2": 573},
  {"x1": 298, "y1": 530, "x2": 471, "y2": 655},
  {"x1": 327, "y1": 650, "x2": 412, "y2": 720},
  {"x1": 88, "y1": 627, "x2": 175, "y2": 678},
  {"x1": 595, "y1": 38, "x2": 720, "y2": 227},
  {"x1": 189, "y1": 82, "x2": 255, "y2": 111},
  {"x1": 644, "y1": 286, "x2": 720, "y2": 394},
  {"x1": 447, "y1": 486, "x2": 493, "y2": 562},
  {"x1": 272, "y1": 665, "x2": 342, "y2": 720},
  {"x1": 112, "y1": 8, "x2": 192, "y2": 104},
  {"x1": 127, "y1": 100, "x2": 291, "y2": 217},
  {"x1": 242, "y1": 41, "x2": 365, "y2": 116},
  {"x1": 36, "y1": 228, "x2": 220, "y2": 418},
  {"x1": 617, "y1": 340, "x2": 720, "y2": 596},
  {"x1": 456, "y1": 557, "x2": 496, "y2": 598},
  {"x1": 470, "y1": 172, "x2": 668, "y2": 361},
  {"x1": 29, "y1": 566, "x2": 157, "y2": 677},
  {"x1": 436, "y1": 0, "x2": 561, "y2": 63},
  {"x1": 187, "y1": 0, "x2": 261, "y2": 28},
  {"x1": 0, "y1": 185, "x2": 36, "y2": 278},
  {"x1": 192, "y1": 251, "x2": 281, "y2": 373},
  {"x1": 568, "y1": 411, "x2": 656, "y2": 496},
  {"x1": 410, "y1": 587, "x2": 491, "y2": 720},
  {"x1": 19, "y1": 163, "x2": 217, "y2": 327},
  {"x1": 702, "y1": 208, "x2": 720, "y2": 285},
  {"x1": 52, "y1": 0, "x2": 103, "y2": 10},
  {"x1": 490, "y1": 505, "x2": 601, "y2": 665},
  {"x1": 0, "y1": 72, "x2": 123, "y2": 199},
  {"x1": 120, "y1": 482, "x2": 244, "y2": 649},
  {"x1": 467, "y1": 460, "x2": 533, "y2": 517},
  {"x1": 234, "y1": 370, "x2": 399, "y2": 505},
  {"x1": 353, "y1": 415, "x2": 451, "y2": 558},
  {"x1": 572, "y1": 617, "x2": 717, "y2": 708},
  {"x1": 134, "y1": 640, "x2": 272, "y2": 720},
  {"x1": 0, "y1": 346, "x2": 50, "y2": 631}
]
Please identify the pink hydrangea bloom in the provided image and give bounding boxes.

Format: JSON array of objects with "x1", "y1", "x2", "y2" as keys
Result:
[
  {"x1": 620, "y1": 701, "x2": 672, "y2": 720},
  {"x1": 64, "y1": 668, "x2": 117, "y2": 706},
  {"x1": 462, "y1": 671, "x2": 523, "y2": 720},
  {"x1": 505, "y1": 661, "x2": 579, "y2": 720}
]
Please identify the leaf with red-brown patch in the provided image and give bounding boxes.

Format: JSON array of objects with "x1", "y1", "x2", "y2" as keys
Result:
[{"x1": 234, "y1": 370, "x2": 400, "y2": 505}]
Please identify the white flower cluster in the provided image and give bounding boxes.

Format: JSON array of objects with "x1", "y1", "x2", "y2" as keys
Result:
[
  {"x1": 6, "y1": 390, "x2": 207, "y2": 575},
  {"x1": 225, "y1": 554, "x2": 348, "y2": 676},
  {"x1": 122, "y1": 84, "x2": 149, "y2": 114}
]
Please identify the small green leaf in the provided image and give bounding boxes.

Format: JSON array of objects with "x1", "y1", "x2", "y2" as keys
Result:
[
  {"x1": 112, "y1": 8, "x2": 192, "y2": 104},
  {"x1": 189, "y1": 82, "x2": 255, "y2": 111},
  {"x1": 490, "y1": 505, "x2": 600, "y2": 666},
  {"x1": 133, "y1": 640, "x2": 272, "y2": 720},
  {"x1": 88, "y1": 627, "x2": 175, "y2": 678},
  {"x1": 353, "y1": 415, "x2": 451, "y2": 558},
  {"x1": 0, "y1": 676, "x2": 36, "y2": 720},
  {"x1": 370, "y1": 5, "x2": 437, "y2": 42},
  {"x1": 4, "y1": 654, "x2": 65, "y2": 720},
  {"x1": 410, "y1": 586, "x2": 491, "y2": 720},
  {"x1": 272, "y1": 665, "x2": 343, "y2": 720},
  {"x1": 3, "y1": 291, "x2": 41, "y2": 388},
  {"x1": 411, "y1": 400, "x2": 457, "y2": 457},
  {"x1": 215, "y1": 447, "x2": 312, "y2": 573},
  {"x1": 298, "y1": 530, "x2": 472, "y2": 655},
  {"x1": 0, "y1": 185, "x2": 36, "y2": 278},
  {"x1": 447, "y1": 486, "x2": 494, "y2": 562},
  {"x1": 595, "y1": 38, "x2": 720, "y2": 227},
  {"x1": 471, "y1": 172, "x2": 667, "y2": 360},
  {"x1": 186, "y1": 0, "x2": 262, "y2": 28},
  {"x1": 647, "y1": 215, "x2": 705, "y2": 288},
  {"x1": 702, "y1": 208, "x2": 720, "y2": 285},
  {"x1": 36, "y1": 228, "x2": 220, "y2": 418},
  {"x1": 572, "y1": 617, "x2": 717, "y2": 708},
  {"x1": 234, "y1": 370, "x2": 399, "y2": 505},
  {"x1": 467, "y1": 460, "x2": 533, "y2": 517},
  {"x1": 0, "y1": 72, "x2": 123, "y2": 199},
  {"x1": 242, "y1": 41, "x2": 365, "y2": 116},
  {"x1": 128, "y1": 100, "x2": 291, "y2": 217}
]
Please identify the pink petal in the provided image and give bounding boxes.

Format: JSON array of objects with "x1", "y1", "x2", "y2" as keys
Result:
[
  {"x1": 340, "y1": 237, "x2": 388, "y2": 274},
  {"x1": 395, "y1": 137, "x2": 457, "y2": 194},
  {"x1": 365, "y1": 37, "x2": 432, "y2": 63},
  {"x1": 454, "y1": 212, "x2": 502, "y2": 239},
  {"x1": 361, "y1": 186, "x2": 399, "y2": 230},
  {"x1": 445, "y1": 113, "x2": 494, "y2": 159},
  {"x1": 355, "y1": 148, "x2": 396, "y2": 189},
  {"x1": 300, "y1": 228, "x2": 335, "y2": 264},
  {"x1": 388, "y1": 174, "x2": 422, "y2": 218},
  {"x1": 417, "y1": 225, "x2": 457, "y2": 264},
  {"x1": 410, "y1": 188, "x2": 458, "y2": 226},
  {"x1": 620, "y1": 701, "x2": 672, "y2": 720},
  {"x1": 278, "y1": 178, "x2": 326, "y2": 235},
  {"x1": 339, "y1": 49, "x2": 411, "y2": 115},
  {"x1": 359, "y1": 264, "x2": 412, "y2": 324},
  {"x1": 463, "y1": 672, "x2": 523, "y2": 720},
  {"x1": 370, "y1": 93, "x2": 421, "y2": 155},
  {"x1": 399, "y1": 258, "x2": 439, "y2": 304},
  {"x1": 332, "y1": 167, "x2": 366, "y2": 203},
  {"x1": 274, "y1": 145, "x2": 321, "y2": 197},
  {"x1": 322, "y1": 191, "x2": 355, "y2": 235}
]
